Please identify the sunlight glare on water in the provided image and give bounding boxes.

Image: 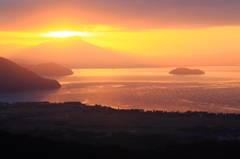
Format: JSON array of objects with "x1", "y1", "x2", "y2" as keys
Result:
[{"x1": 1, "y1": 66, "x2": 240, "y2": 113}]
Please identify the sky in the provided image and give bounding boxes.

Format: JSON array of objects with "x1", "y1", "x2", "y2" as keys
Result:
[{"x1": 1, "y1": 0, "x2": 240, "y2": 66}]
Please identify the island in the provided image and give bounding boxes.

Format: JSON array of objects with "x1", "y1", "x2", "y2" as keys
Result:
[
  {"x1": 19, "y1": 62, "x2": 74, "y2": 76},
  {"x1": 0, "y1": 57, "x2": 61, "y2": 92},
  {"x1": 169, "y1": 67, "x2": 205, "y2": 75}
]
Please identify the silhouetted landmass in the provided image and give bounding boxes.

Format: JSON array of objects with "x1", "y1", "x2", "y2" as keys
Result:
[
  {"x1": 11, "y1": 58, "x2": 32, "y2": 65},
  {"x1": 12, "y1": 37, "x2": 150, "y2": 68},
  {"x1": 0, "y1": 57, "x2": 61, "y2": 92},
  {"x1": 11, "y1": 58, "x2": 73, "y2": 76},
  {"x1": 2, "y1": 102, "x2": 240, "y2": 157},
  {"x1": 19, "y1": 62, "x2": 74, "y2": 76},
  {"x1": 2, "y1": 101, "x2": 240, "y2": 150},
  {"x1": 1, "y1": 130, "x2": 240, "y2": 159},
  {"x1": 169, "y1": 67, "x2": 205, "y2": 75}
]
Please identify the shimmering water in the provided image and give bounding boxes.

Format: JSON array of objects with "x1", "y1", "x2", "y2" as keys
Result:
[{"x1": 1, "y1": 66, "x2": 240, "y2": 113}]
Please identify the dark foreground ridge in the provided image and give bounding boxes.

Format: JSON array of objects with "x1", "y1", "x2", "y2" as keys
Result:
[
  {"x1": 0, "y1": 57, "x2": 61, "y2": 92},
  {"x1": 169, "y1": 67, "x2": 205, "y2": 75},
  {"x1": 1, "y1": 101, "x2": 240, "y2": 150},
  {"x1": 1, "y1": 102, "x2": 240, "y2": 158},
  {"x1": 1, "y1": 130, "x2": 240, "y2": 159}
]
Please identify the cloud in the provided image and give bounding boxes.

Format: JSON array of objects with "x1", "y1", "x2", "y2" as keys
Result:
[{"x1": 1, "y1": 0, "x2": 240, "y2": 31}]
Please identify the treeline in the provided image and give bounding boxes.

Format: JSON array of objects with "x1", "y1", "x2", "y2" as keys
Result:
[
  {"x1": 0, "y1": 130, "x2": 240, "y2": 159},
  {"x1": 1, "y1": 101, "x2": 240, "y2": 119}
]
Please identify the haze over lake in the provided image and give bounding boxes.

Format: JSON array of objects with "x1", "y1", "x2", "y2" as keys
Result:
[{"x1": 1, "y1": 66, "x2": 240, "y2": 113}]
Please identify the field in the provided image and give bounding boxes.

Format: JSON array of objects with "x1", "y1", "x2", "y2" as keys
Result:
[{"x1": 1, "y1": 105, "x2": 240, "y2": 134}]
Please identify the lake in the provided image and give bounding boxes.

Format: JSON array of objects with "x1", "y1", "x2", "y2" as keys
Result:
[{"x1": 1, "y1": 66, "x2": 240, "y2": 113}]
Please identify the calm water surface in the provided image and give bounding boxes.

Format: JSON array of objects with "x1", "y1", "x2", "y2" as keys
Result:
[{"x1": 1, "y1": 66, "x2": 240, "y2": 113}]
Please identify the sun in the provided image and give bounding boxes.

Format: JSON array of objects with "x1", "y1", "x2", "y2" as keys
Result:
[{"x1": 41, "y1": 31, "x2": 90, "y2": 38}]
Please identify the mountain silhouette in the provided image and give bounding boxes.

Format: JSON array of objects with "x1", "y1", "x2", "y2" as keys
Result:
[
  {"x1": 11, "y1": 58, "x2": 33, "y2": 65},
  {"x1": 19, "y1": 62, "x2": 73, "y2": 76},
  {"x1": 0, "y1": 57, "x2": 61, "y2": 92},
  {"x1": 11, "y1": 37, "x2": 147, "y2": 68}
]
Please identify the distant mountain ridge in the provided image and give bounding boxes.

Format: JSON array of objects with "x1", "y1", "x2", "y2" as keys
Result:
[
  {"x1": 11, "y1": 37, "x2": 148, "y2": 68},
  {"x1": 0, "y1": 57, "x2": 61, "y2": 92},
  {"x1": 19, "y1": 62, "x2": 74, "y2": 76},
  {"x1": 11, "y1": 58, "x2": 33, "y2": 65}
]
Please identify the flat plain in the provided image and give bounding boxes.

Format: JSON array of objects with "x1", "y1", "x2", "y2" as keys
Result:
[{"x1": 1, "y1": 103, "x2": 240, "y2": 134}]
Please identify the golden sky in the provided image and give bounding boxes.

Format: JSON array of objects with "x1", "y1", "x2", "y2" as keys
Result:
[{"x1": 1, "y1": 0, "x2": 240, "y2": 66}]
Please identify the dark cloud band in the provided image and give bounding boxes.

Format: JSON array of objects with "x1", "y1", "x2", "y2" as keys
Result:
[{"x1": 1, "y1": 0, "x2": 240, "y2": 30}]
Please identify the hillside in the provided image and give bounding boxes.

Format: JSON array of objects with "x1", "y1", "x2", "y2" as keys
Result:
[{"x1": 0, "y1": 57, "x2": 61, "y2": 92}]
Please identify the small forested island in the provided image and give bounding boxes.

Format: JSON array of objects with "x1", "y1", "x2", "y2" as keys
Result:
[
  {"x1": 169, "y1": 67, "x2": 205, "y2": 75},
  {"x1": 0, "y1": 57, "x2": 61, "y2": 92}
]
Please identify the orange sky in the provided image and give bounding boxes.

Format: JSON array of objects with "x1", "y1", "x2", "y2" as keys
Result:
[{"x1": 1, "y1": 0, "x2": 240, "y2": 66}]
